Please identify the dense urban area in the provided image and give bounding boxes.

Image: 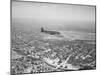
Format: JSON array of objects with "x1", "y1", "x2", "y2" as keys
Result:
[{"x1": 11, "y1": 31, "x2": 96, "y2": 75}]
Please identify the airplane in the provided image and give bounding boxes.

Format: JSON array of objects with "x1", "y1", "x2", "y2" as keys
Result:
[{"x1": 41, "y1": 27, "x2": 60, "y2": 35}]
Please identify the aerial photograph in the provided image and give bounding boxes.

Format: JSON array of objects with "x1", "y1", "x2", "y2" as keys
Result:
[{"x1": 11, "y1": 0, "x2": 96, "y2": 75}]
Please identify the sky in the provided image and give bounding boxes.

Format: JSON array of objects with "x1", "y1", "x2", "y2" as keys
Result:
[{"x1": 12, "y1": 0, "x2": 96, "y2": 33}]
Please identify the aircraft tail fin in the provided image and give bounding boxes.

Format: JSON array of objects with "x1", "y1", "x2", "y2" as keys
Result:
[{"x1": 41, "y1": 27, "x2": 44, "y2": 32}]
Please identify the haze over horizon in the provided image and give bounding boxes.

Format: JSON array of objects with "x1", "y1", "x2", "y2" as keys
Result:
[{"x1": 12, "y1": 1, "x2": 96, "y2": 33}]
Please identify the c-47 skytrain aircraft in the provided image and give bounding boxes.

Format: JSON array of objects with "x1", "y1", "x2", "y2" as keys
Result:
[{"x1": 41, "y1": 27, "x2": 60, "y2": 35}]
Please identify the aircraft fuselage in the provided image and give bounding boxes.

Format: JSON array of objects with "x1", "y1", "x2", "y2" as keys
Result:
[{"x1": 41, "y1": 27, "x2": 60, "y2": 35}]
